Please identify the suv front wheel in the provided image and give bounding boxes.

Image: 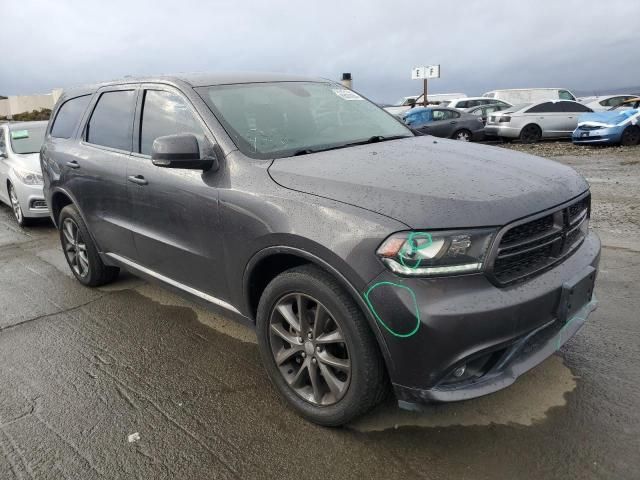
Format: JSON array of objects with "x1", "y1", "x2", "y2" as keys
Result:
[{"x1": 256, "y1": 265, "x2": 386, "y2": 426}]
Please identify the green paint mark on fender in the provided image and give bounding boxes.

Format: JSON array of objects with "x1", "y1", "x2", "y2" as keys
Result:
[
  {"x1": 398, "y1": 231, "x2": 433, "y2": 270},
  {"x1": 363, "y1": 281, "x2": 421, "y2": 338}
]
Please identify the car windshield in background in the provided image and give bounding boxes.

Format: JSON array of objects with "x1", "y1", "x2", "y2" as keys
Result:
[
  {"x1": 197, "y1": 82, "x2": 412, "y2": 159},
  {"x1": 9, "y1": 125, "x2": 47, "y2": 154}
]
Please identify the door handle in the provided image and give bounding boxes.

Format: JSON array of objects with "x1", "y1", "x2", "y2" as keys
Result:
[
  {"x1": 128, "y1": 175, "x2": 148, "y2": 186},
  {"x1": 450, "y1": 121, "x2": 458, "y2": 124},
  {"x1": 66, "y1": 161, "x2": 80, "y2": 169}
]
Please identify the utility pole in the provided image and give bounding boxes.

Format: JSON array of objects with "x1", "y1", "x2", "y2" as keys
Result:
[{"x1": 423, "y1": 78, "x2": 428, "y2": 106}]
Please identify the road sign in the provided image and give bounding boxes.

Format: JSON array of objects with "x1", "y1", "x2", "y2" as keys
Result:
[{"x1": 411, "y1": 65, "x2": 440, "y2": 80}]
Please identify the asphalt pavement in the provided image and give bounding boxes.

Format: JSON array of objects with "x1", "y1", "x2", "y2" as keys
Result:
[{"x1": 0, "y1": 152, "x2": 638, "y2": 479}]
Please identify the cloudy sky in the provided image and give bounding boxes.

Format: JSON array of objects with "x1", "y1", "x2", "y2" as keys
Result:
[{"x1": 2, "y1": 0, "x2": 639, "y2": 103}]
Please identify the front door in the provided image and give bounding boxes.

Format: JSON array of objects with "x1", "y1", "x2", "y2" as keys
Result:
[{"x1": 126, "y1": 87, "x2": 227, "y2": 298}]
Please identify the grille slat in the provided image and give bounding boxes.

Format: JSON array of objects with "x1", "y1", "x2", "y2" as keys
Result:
[{"x1": 492, "y1": 195, "x2": 590, "y2": 285}]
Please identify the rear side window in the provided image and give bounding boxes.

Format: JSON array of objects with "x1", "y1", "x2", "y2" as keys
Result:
[
  {"x1": 526, "y1": 102, "x2": 555, "y2": 113},
  {"x1": 50, "y1": 95, "x2": 92, "y2": 139},
  {"x1": 86, "y1": 90, "x2": 137, "y2": 151},
  {"x1": 560, "y1": 101, "x2": 591, "y2": 113},
  {"x1": 139, "y1": 90, "x2": 205, "y2": 155}
]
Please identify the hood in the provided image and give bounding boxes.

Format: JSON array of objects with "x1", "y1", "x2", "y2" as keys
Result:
[
  {"x1": 268, "y1": 136, "x2": 588, "y2": 229},
  {"x1": 10, "y1": 153, "x2": 41, "y2": 173},
  {"x1": 578, "y1": 109, "x2": 640, "y2": 128}
]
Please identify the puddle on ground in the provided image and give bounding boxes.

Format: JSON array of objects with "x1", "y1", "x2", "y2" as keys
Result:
[
  {"x1": 133, "y1": 282, "x2": 257, "y2": 344},
  {"x1": 349, "y1": 355, "x2": 576, "y2": 432}
]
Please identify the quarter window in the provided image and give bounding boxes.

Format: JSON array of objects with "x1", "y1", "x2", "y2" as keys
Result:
[
  {"x1": 139, "y1": 90, "x2": 205, "y2": 155},
  {"x1": 86, "y1": 90, "x2": 137, "y2": 151},
  {"x1": 50, "y1": 95, "x2": 92, "y2": 139}
]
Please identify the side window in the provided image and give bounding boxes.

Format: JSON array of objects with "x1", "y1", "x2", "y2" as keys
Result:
[
  {"x1": 558, "y1": 90, "x2": 575, "y2": 101},
  {"x1": 471, "y1": 108, "x2": 483, "y2": 116},
  {"x1": 140, "y1": 90, "x2": 205, "y2": 155},
  {"x1": 50, "y1": 95, "x2": 92, "y2": 139},
  {"x1": 457, "y1": 101, "x2": 469, "y2": 108},
  {"x1": 526, "y1": 102, "x2": 554, "y2": 113},
  {"x1": 431, "y1": 110, "x2": 447, "y2": 121},
  {"x1": 561, "y1": 101, "x2": 591, "y2": 113},
  {"x1": 86, "y1": 90, "x2": 137, "y2": 151}
]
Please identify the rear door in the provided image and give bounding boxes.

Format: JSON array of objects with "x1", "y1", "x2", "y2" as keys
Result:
[
  {"x1": 74, "y1": 87, "x2": 139, "y2": 259},
  {"x1": 427, "y1": 109, "x2": 459, "y2": 137},
  {"x1": 125, "y1": 85, "x2": 226, "y2": 297},
  {"x1": 524, "y1": 102, "x2": 566, "y2": 137},
  {"x1": 559, "y1": 101, "x2": 592, "y2": 133}
]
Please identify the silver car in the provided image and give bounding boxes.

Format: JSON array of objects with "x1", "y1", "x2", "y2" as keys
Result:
[
  {"x1": 484, "y1": 100, "x2": 593, "y2": 143},
  {"x1": 0, "y1": 121, "x2": 49, "y2": 226}
]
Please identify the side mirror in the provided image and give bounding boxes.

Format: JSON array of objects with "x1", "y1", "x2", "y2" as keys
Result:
[{"x1": 151, "y1": 134, "x2": 218, "y2": 171}]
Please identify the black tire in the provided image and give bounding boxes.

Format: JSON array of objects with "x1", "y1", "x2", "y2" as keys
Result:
[
  {"x1": 58, "y1": 204, "x2": 119, "y2": 286},
  {"x1": 620, "y1": 126, "x2": 640, "y2": 146},
  {"x1": 7, "y1": 182, "x2": 33, "y2": 227},
  {"x1": 519, "y1": 124, "x2": 542, "y2": 144},
  {"x1": 256, "y1": 265, "x2": 387, "y2": 426},
  {"x1": 452, "y1": 129, "x2": 472, "y2": 142}
]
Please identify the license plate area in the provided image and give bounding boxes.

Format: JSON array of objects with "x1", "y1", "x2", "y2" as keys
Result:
[{"x1": 556, "y1": 266, "x2": 596, "y2": 323}]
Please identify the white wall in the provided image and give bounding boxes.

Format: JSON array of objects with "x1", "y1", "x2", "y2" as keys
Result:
[
  {"x1": 7, "y1": 93, "x2": 54, "y2": 115},
  {"x1": 0, "y1": 99, "x2": 9, "y2": 117}
]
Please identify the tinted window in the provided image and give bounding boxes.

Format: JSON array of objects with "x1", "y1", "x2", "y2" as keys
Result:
[
  {"x1": 140, "y1": 90, "x2": 205, "y2": 155},
  {"x1": 560, "y1": 101, "x2": 592, "y2": 113},
  {"x1": 526, "y1": 102, "x2": 556, "y2": 113},
  {"x1": 50, "y1": 95, "x2": 92, "y2": 139},
  {"x1": 456, "y1": 101, "x2": 468, "y2": 108},
  {"x1": 86, "y1": 90, "x2": 136, "y2": 151}
]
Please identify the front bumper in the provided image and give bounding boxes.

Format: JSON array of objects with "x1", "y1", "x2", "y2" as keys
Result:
[
  {"x1": 363, "y1": 231, "x2": 601, "y2": 406},
  {"x1": 13, "y1": 180, "x2": 49, "y2": 218},
  {"x1": 572, "y1": 126, "x2": 623, "y2": 145}
]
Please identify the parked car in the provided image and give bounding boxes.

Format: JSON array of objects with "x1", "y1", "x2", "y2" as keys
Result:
[
  {"x1": 465, "y1": 103, "x2": 511, "y2": 125},
  {"x1": 401, "y1": 106, "x2": 485, "y2": 141},
  {"x1": 440, "y1": 97, "x2": 510, "y2": 110},
  {"x1": 383, "y1": 93, "x2": 466, "y2": 116},
  {"x1": 41, "y1": 74, "x2": 600, "y2": 426},
  {"x1": 483, "y1": 88, "x2": 577, "y2": 104},
  {"x1": 580, "y1": 94, "x2": 639, "y2": 112},
  {"x1": 0, "y1": 121, "x2": 49, "y2": 226},
  {"x1": 573, "y1": 97, "x2": 640, "y2": 146},
  {"x1": 485, "y1": 100, "x2": 594, "y2": 143}
]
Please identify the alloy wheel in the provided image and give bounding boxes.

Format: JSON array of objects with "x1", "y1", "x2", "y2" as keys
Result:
[
  {"x1": 62, "y1": 218, "x2": 90, "y2": 278},
  {"x1": 455, "y1": 130, "x2": 471, "y2": 141},
  {"x1": 8, "y1": 184, "x2": 23, "y2": 224},
  {"x1": 520, "y1": 125, "x2": 541, "y2": 143},
  {"x1": 268, "y1": 293, "x2": 351, "y2": 406}
]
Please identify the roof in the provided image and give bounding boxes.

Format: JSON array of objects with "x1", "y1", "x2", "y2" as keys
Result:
[{"x1": 59, "y1": 72, "x2": 328, "y2": 99}]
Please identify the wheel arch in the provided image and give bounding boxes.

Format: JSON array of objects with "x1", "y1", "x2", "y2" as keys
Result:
[{"x1": 243, "y1": 246, "x2": 395, "y2": 373}]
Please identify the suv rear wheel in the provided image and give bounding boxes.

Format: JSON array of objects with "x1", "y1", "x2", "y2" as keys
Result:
[
  {"x1": 256, "y1": 265, "x2": 386, "y2": 426},
  {"x1": 59, "y1": 204, "x2": 119, "y2": 286}
]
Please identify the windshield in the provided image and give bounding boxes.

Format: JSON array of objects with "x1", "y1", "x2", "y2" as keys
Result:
[
  {"x1": 9, "y1": 125, "x2": 47, "y2": 154},
  {"x1": 196, "y1": 82, "x2": 412, "y2": 159}
]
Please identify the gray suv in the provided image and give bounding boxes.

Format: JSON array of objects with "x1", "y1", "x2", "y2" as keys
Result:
[{"x1": 41, "y1": 74, "x2": 600, "y2": 426}]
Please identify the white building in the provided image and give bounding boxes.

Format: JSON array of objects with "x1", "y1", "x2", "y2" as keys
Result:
[{"x1": 0, "y1": 91, "x2": 56, "y2": 118}]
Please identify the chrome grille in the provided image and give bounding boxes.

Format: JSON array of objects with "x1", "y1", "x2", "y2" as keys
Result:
[{"x1": 491, "y1": 195, "x2": 590, "y2": 285}]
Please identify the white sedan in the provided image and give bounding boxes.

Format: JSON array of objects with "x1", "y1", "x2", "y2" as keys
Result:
[{"x1": 0, "y1": 121, "x2": 49, "y2": 226}]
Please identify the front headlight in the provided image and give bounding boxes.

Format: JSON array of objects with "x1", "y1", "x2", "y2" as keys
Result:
[
  {"x1": 376, "y1": 229, "x2": 496, "y2": 276},
  {"x1": 13, "y1": 168, "x2": 44, "y2": 185}
]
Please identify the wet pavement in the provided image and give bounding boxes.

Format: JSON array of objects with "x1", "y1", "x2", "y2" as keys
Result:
[{"x1": 1, "y1": 154, "x2": 639, "y2": 479}]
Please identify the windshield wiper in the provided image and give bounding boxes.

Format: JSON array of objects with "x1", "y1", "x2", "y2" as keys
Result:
[{"x1": 292, "y1": 135, "x2": 411, "y2": 157}]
